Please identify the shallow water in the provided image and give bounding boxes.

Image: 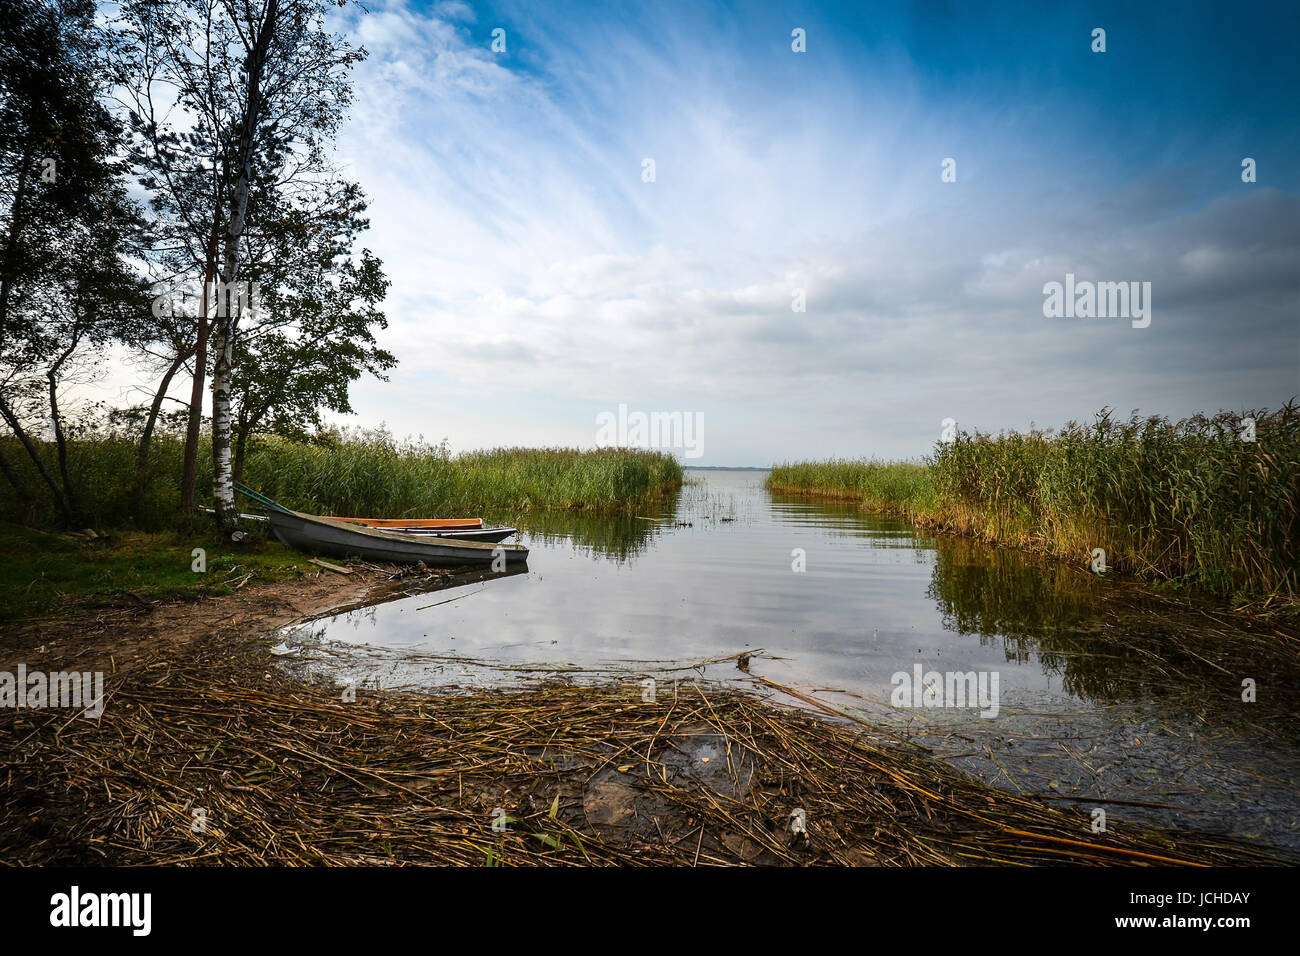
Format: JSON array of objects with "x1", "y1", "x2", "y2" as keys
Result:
[{"x1": 274, "y1": 469, "x2": 1300, "y2": 853}]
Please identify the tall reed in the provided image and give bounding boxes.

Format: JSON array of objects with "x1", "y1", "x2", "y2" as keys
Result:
[
  {"x1": 0, "y1": 427, "x2": 683, "y2": 528},
  {"x1": 766, "y1": 458, "x2": 936, "y2": 515},
  {"x1": 245, "y1": 434, "x2": 683, "y2": 517},
  {"x1": 769, "y1": 403, "x2": 1299, "y2": 606}
]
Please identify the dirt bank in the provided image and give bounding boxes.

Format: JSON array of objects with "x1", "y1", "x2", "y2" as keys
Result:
[{"x1": 0, "y1": 563, "x2": 445, "y2": 672}]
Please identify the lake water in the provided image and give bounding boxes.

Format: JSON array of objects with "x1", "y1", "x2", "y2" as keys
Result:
[{"x1": 275, "y1": 469, "x2": 1300, "y2": 853}]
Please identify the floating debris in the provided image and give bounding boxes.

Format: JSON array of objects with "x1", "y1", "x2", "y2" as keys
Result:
[{"x1": 0, "y1": 634, "x2": 1284, "y2": 867}]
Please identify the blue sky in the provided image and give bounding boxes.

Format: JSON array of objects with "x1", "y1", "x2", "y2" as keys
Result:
[{"x1": 110, "y1": 0, "x2": 1300, "y2": 465}]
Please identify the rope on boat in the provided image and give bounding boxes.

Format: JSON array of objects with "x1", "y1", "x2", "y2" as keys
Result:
[{"x1": 234, "y1": 482, "x2": 294, "y2": 515}]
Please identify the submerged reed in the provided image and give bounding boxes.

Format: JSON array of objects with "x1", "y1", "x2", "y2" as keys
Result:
[{"x1": 2, "y1": 633, "x2": 1280, "y2": 866}]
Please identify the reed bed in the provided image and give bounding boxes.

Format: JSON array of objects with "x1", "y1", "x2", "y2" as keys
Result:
[
  {"x1": 0, "y1": 635, "x2": 1279, "y2": 867},
  {"x1": 246, "y1": 438, "x2": 682, "y2": 518},
  {"x1": 769, "y1": 404, "x2": 1299, "y2": 608},
  {"x1": 0, "y1": 428, "x2": 683, "y2": 528},
  {"x1": 766, "y1": 458, "x2": 937, "y2": 514}
]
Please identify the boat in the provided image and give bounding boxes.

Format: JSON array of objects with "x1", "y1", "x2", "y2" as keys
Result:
[
  {"x1": 322, "y1": 513, "x2": 518, "y2": 542},
  {"x1": 200, "y1": 510, "x2": 514, "y2": 539},
  {"x1": 234, "y1": 483, "x2": 528, "y2": 567},
  {"x1": 266, "y1": 509, "x2": 527, "y2": 565}
]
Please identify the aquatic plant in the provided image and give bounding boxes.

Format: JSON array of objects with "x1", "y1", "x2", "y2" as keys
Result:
[
  {"x1": 0, "y1": 427, "x2": 684, "y2": 527},
  {"x1": 769, "y1": 403, "x2": 1299, "y2": 608}
]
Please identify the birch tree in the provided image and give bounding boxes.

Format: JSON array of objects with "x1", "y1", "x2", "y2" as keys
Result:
[{"x1": 116, "y1": 0, "x2": 366, "y2": 527}]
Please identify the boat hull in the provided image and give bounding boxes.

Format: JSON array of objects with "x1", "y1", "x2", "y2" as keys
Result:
[{"x1": 268, "y1": 508, "x2": 528, "y2": 566}]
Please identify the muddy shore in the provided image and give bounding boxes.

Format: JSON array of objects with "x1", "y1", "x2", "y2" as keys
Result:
[{"x1": 0, "y1": 569, "x2": 1288, "y2": 866}]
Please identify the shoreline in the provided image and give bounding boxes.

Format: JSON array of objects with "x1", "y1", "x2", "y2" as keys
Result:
[
  {"x1": 0, "y1": 572, "x2": 1289, "y2": 867},
  {"x1": 765, "y1": 483, "x2": 1298, "y2": 625}
]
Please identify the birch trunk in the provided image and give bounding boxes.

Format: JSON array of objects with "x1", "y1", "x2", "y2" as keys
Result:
[
  {"x1": 210, "y1": 288, "x2": 237, "y2": 526},
  {"x1": 211, "y1": 0, "x2": 279, "y2": 530}
]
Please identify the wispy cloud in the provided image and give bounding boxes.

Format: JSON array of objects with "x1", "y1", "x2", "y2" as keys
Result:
[{"x1": 94, "y1": 0, "x2": 1300, "y2": 464}]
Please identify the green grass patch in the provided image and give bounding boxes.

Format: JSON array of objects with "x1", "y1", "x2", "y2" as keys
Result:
[{"x1": 0, "y1": 521, "x2": 308, "y2": 623}]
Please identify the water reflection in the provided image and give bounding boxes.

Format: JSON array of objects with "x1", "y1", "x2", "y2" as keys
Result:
[
  {"x1": 927, "y1": 533, "x2": 1299, "y2": 714},
  {"x1": 927, "y1": 535, "x2": 1095, "y2": 644},
  {"x1": 767, "y1": 492, "x2": 935, "y2": 552},
  {"x1": 478, "y1": 485, "x2": 685, "y2": 563},
  {"x1": 273, "y1": 469, "x2": 1299, "y2": 851},
  {"x1": 293, "y1": 472, "x2": 1299, "y2": 716},
  {"x1": 514, "y1": 512, "x2": 664, "y2": 563}
]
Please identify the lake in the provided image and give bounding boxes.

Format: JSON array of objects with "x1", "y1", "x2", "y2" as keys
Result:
[{"x1": 274, "y1": 468, "x2": 1300, "y2": 854}]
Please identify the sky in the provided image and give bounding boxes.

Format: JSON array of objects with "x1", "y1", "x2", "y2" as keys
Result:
[{"x1": 100, "y1": 0, "x2": 1300, "y2": 465}]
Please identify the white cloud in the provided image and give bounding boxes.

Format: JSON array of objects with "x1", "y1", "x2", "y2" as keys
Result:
[{"x1": 71, "y1": 1, "x2": 1300, "y2": 465}]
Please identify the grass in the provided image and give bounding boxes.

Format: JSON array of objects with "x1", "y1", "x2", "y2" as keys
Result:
[
  {"x1": 769, "y1": 403, "x2": 1299, "y2": 611},
  {"x1": 0, "y1": 522, "x2": 307, "y2": 624},
  {"x1": 0, "y1": 427, "x2": 684, "y2": 530}
]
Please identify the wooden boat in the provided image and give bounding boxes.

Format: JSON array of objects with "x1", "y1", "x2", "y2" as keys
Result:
[
  {"x1": 202, "y1": 508, "x2": 512, "y2": 539},
  {"x1": 266, "y1": 509, "x2": 528, "y2": 565},
  {"x1": 235, "y1": 484, "x2": 528, "y2": 567}
]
